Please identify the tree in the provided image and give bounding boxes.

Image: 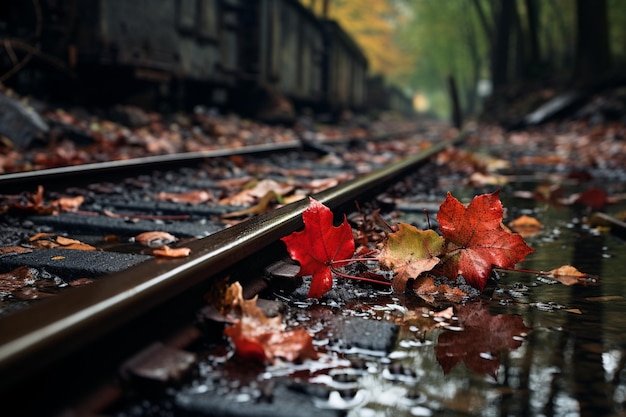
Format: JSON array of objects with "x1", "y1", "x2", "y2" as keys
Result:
[
  {"x1": 575, "y1": 0, "x2": 611, "y2": 84},
  {"x1": 303, "y1": 0, "x2": 412, "y2": 79},
  {"x1": 490, "y1": 0, "x2": 515, "y2": 88}
]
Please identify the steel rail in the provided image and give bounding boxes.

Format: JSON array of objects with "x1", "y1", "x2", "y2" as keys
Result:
[
  {"x1": 0, "y1": 132, "x2": 466, "y2": 391},
  {"x1": 0, "y1": 141, "x2": 302, "y2": 193}
]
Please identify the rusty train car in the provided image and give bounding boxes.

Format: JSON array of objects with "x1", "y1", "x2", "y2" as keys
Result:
[{"x1": 0, "y1": 0, "x2": 406, "y2": 121}]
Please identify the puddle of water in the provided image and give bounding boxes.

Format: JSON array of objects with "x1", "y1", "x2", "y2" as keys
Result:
[
  {"x1": 108, "y1": 184, "x2": 626, "y2": 417},
  {"x1": 294, "y1": 188, "x2": 626, "y2": 416}
]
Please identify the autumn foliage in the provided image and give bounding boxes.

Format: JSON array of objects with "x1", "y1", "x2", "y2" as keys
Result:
[
  {"x1": 282, "y1": 191, "x2": 535, "y2": 298},
  {"x1": 433, "y1": 191, "x2": 535, "y2": 290},
  {"x1": 281, "y1": 197, "x2": 355, "y2": 298},
  {"x1": 222, "y1": 282, "x2": 318, "y2": 363}
]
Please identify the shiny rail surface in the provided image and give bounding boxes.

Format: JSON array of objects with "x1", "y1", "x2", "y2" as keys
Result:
[
  {"x1": 0, "y1": 132, "x2": 465, "y2": 393},
  {"x1": 0, "y1": 141, "x2": 302, "y2": 193}
]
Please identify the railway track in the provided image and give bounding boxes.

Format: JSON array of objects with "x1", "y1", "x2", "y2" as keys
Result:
[{"x1": 0, "y1": 123, "x2": 465, "y2": 416}]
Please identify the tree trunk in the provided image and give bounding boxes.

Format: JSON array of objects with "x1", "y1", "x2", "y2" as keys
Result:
[
  {"x1": 490, "y1": 0, "x2": 515, "y2": 88},
  {"x1": 524, "y1": 0, "x2": 541, "y2": 76},
  {"x1": 575, "y1": 0, "x2": 611, "y2": 85},
  {"x1": 461, "y1": 4, "x2": 482, "y2": 116},
  {"x1": 470, "y1": 0, "x2": 494, "y2": 43}
]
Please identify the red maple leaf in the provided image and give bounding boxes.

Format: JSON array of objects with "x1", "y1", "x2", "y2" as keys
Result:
[
  {"x1": 435, "y1": 190, "x2": 534, "y2": 290},
  {"x1": 281, "y1": 197, "x2": 355, "y2": 298}
]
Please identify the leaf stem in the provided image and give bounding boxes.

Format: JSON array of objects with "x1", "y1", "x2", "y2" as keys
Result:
[
  {"x1": 329, "y1": 257, "x2": 379, "y2": 266},
  {"x1": 331, "y1": 267, "x2": 392, "y2": 286}
]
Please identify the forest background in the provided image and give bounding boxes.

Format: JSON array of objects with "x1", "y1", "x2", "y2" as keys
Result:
[{"x1": 303, "y1": 0, "x2": 625, "y2": 120}]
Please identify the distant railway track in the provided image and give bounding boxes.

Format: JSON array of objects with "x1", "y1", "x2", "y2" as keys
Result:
[{"x1": 0, "y1": 127, "x2": 465, "y2": 416}]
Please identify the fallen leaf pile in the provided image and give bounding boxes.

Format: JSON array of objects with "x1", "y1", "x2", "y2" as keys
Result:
[
  {"x1": 0, "y1": 88, "x2": 426, "y2": 174},
  {"x1": 28, "y1": 233, "x2": 96, "y2": 251}
]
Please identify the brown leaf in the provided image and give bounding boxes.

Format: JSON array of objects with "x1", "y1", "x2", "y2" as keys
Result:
[
  {"x1": 156, "y1": 190, "x2": 213, "y2": 204},
  {"x1": 13, "y1": 185, "x2": 55, "y2": 214},
  {"x1": 134, "y1": 231, "x2": 177, "y2": 248},
  {"x1": 222, "y1": 282, "x2": 318, "y2": 363},
  {"x1": 220, "y1": 179, "x2": 294, "y2": 206},
  {"x1": 56, "y1": 236, "x2": 88, "y2": 247},
  {"x1": 29, "y1": 234, "x2": 96, "y2": 251},
  {"x1": 51, "y1": 195, "x2": 84, "y2": 212},
  {"x1": 153, "y1": 245, "x2": 192, "y2": 258},
  {"x1": 547, "y1": 265, "x2": 598, "y2": 286},
  {"x1": 29, "y1": 232, "x2": 55, "y2": 241},
  {"x1": 0, "y1": 266, "x2": 37, "y2": 292},
  {"x1": 221, "y1": 191, "x2": 278, "y2": 219},
  {"x1": 0, "y1": 246, "x2": 32, "y2": 255},
  {"x1": 508, "y1": 215, "x2": 543, "y2": 238},
  {"x1": 411, "y1": 276, "x2": 469, "y2": 304}
]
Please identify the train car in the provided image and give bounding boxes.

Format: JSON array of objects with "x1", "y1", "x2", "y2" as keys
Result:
[
  {"x1": 0, "y1": 0, "x2": 243, "y2": 108},
  {"x1": 366, "y1": 75, "x2": 414, "y2": 117},
  {"x1": 321, "y1": 19, "x2": 368, "y2": 115},
  {"x1": 237, "y1": 0, "x2": 325, "y2": 122},
  {"x1": 387, "y1": 85, "x2": 414, "y2": 116},
  {"x1": 0, "y1": 0, "x2": 371, "y2": 121}
]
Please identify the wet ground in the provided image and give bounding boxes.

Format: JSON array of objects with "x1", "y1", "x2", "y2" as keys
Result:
[
  {"x1": 3, "y1": 112, "x2": 625, "y2": 416},
  {"x1": 106, "y1": 172, "x2": 626, "y2": 417}
]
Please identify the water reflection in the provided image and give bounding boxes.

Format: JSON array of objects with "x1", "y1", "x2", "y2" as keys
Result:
[
  {"x1": 352, "y1": 196, "x2": 626, "y2": 416},
  {"x1": 435, "y1": 302, "x2": 528, "y2": 379}
]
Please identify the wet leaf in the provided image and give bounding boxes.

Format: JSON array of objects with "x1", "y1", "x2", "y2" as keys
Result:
[
  {"x1": 0, "y1": 266, "x2": 38, "y2": 292},
  {"x1": 0, "y1": 246, "x2": 32, "y2": 255},
  {"x1": 547, "y1": 264, "x2": 598, "y2": 286},
  {"x1": 156, "y1": 190, "x2": 213, "y2": 204},
  {"x1": 28, "y1": 234, "x2": 96, "y2": 250},
  {"x1": 435, "y1": 191, "x2": 535, "y2": 290},
  {"x1": 222, "y1": 282, "x2": 318, "y2": 363},
  {"x1": 574, "y1": 187, "x2": 608, "y2": 210},
  {"x1": 12, "y1": 185, "x2": 54, "y2": 215},
  {"x1": 514, "y1": 183, "x2": 564, "y2": 207},
  {"x1": 435, "y1": 302, "x2": 529, "y2": 378},
  {"x1": 51, "y1": 195, "x2": 85, "y2": 212},
  {"x1": 29, "y1": 232, "x2": 55, "y2": 241},
  {"x1": 378, "y1": 223, "x2": 444, "y2": 291},
  {"x1": 411, "y1": 276, "x2": 468, "y2": 304},
  {"x1": 153, "y1": 245, "x2": 192, "y2": 258},
  {"x1": 222, "y1": 191, "x2": 278, "y2": 219},
  {"x1": 55, "y1": 236, "x2": 96, "y2": 250},
  {"x1": 220, "y1": 179, "x2": 294, "y2": 206},
  {"x1": 508, "y1": 215, "x2": 543, "y2": 238},
  {"x1": 133, "y1": 231, "x2": 178, "y2": 248},
  {"x1": 281, "y1": 197, "x2": 355, "y2": 298}
]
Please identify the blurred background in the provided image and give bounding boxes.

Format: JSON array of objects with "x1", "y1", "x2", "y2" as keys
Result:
[{"x1": 0, "y1": 0, "x2": 624, "y2": 125}]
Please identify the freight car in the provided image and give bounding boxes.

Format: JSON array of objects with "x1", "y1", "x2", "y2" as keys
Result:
[
  {"x1": 366, "y1": 75, "x2": 414, "y2": 116},
  {"x1": 0, "y1": 0, "x2": 370, "y2": 122}
]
